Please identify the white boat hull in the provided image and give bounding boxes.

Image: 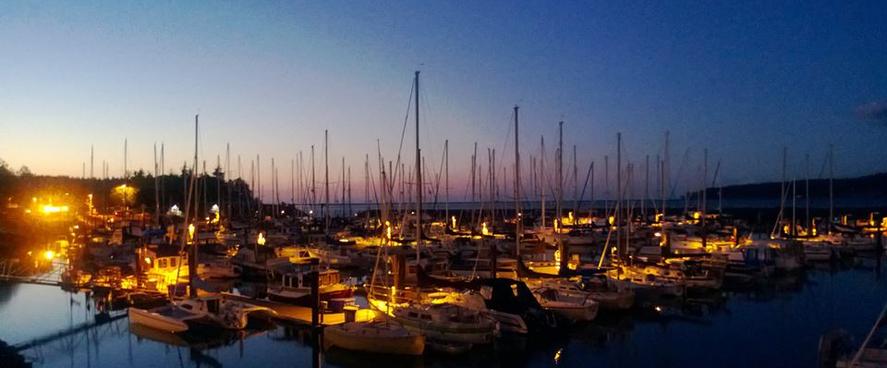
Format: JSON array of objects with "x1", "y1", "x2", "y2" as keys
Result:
[{"x1": 128, "y1": 307, "x2": 190, "y2": 333}]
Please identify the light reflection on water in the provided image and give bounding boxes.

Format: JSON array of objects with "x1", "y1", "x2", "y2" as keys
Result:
[{"x1": 1, "y1": 258, "x2": 885, "y2": 368}]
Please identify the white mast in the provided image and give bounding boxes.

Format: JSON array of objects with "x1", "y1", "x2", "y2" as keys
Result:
[{"x1": 513, "y1": 105, "x2": 521, "y2": 258}]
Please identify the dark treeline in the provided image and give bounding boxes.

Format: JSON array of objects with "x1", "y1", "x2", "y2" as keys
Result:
[
  {"x1": 0, "y1": 159, "x2": 257, "y2": 218},
  {"x1": 702, "y1": 173, "x2": 887, "y2": 200}
]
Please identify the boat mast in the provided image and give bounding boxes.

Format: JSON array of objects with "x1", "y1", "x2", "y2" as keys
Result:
[
  {"x1": 311, "y1": 145, "x2": 316, "y2": 216},
  {"x1": 540, "y1": 136, "x2": 546, "y2": 230},
  {"x1": 780, "y1": 147, "x2": 787, "y2": 237},
  {"x1": 513, "y1": 105, "x2": 521, "y2": 258},
  {"x1": 828, "y1": 144, "x2": 834, "y2": 234},
  {"x1": 573, "y1": 145, "x2": 578, "y2": 218},
  {"x1": 557, "y1": 122, "x2": 566, "y2": 271},
  {"x1": 616, "y1": 132, "x2": 622, "y2": 258},
  {"x1": 604, "y1": 155, "x2": 609, "y2": 218},
  {"x1": 225, "y1": 143, "x2": 230, "y2": 222},
  {"x1": 271, "y1": 158, "x2": 276, "y2": 219},
  {"x1": 414, "y1": 70, "x2": 422, "y2": 259},
  {"x1": 348, "y1": 165, "x2": 352, "y2": 217},
  {"x1": 324, "y1": 130, "x2": 330, "y2": 237},
  {"x1": 702, "y1": 148, "x2": 707, "y2": 228},
  {"x1": 805, "y1": 153, "x2": 810, "y2": 234},
  {"x1": 342, "y1": 156, "x2": 346, "y2": 217},
  {"x1": 557, "y1": 121, "x2": 564, "y2": 229},
  {"x1": 257, "y1": 154, "x2": 261, "y2": 219},
  {"x1": 662, "y1": 131, "x2": 669, "y2": 221},
  {"x1": 186, "y1": 115, "x2": 199, "y2": 298},
  {"x1": 445, "y1": 139, "x2": 449, "y2": 228},
  {"x1": 644, "y1": 155, "x2": 649, "y2": 221},
  {"x1": 154, "y1": 143, "x2": 160, "y2": 224}
]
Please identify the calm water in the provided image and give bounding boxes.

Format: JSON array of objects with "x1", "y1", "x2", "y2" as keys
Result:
[{"x1": 2, "y1": 259, "x2": 886, "y2": 367}]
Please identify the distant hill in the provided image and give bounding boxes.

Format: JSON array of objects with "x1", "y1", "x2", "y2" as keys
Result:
[{"x1": 705, "y1": 173, "x2": 887, "y2": 200}]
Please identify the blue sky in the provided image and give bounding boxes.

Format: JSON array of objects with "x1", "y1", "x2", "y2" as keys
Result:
[{"x1": 1, "y1": 1, "x2": 886, "y2": 200}]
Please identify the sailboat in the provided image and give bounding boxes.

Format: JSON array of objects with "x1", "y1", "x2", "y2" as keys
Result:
[
  {"x1": 323, "y1": 319, "x2": 425, "y2": 356},
  {"x1": 365, "y1": 72, "x2": 500, "y2": 351}
]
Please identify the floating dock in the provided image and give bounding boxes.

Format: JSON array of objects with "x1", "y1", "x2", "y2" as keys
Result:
[{"x1": 221, "y1": 293, "x2": 346, "y2": 325}]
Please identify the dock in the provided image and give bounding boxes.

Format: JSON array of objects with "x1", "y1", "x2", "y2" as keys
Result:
[{"x1": 221, "y1": 293, "x2": 346, "y2": 325}]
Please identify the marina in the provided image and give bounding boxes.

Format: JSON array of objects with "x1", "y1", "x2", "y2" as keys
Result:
[{"x1": 3, "y1": 2, "x2": 887, "y2": 367}]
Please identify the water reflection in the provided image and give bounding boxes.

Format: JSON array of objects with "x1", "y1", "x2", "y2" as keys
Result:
[{"x1": 2, "y1": 259, "x2": 886, "y2": 367}]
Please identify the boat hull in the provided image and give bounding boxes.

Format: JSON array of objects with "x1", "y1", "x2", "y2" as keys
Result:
[
  {"x1": 128, "y1": 307, "x2": 190, "y2": 333},
  {"x1": 323, "y1": 323, "x2": 425, "y2": 356}
]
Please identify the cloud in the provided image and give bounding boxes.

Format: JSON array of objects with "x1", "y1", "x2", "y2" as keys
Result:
[{"x1": 855, "y1": 100, "x2": 887, "y2": 123}]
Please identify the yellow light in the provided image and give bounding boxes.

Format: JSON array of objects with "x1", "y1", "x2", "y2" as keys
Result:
[
  {"x1": 257, "y1": 232, "x2": 266, "y2": 246},
  {"x1": 41, "y1": 205, "x2": 69, "y2": 214},
  {"x1": 692, "y1": 211, "x2": 701, "y2": 220},
  {"x1": 144, "y1": 257, "x2": 152, "y2": 264},
  {"x1": 554, "y1": 348, "x2": 563, "y2": 365},
  {"x1": 43, "y1": 250, "x2": 55, "y2": 260},
  {"x1": 385, "y1": 221, "x2": 392, "y2": 241},
  {"x1": 608, "y1": 216, "x2": 615, "y2": 226},
  {"x1": 568, "y1": 211, "x2": 574, "y2": 222},
  {"x1": 654, "y1": 306, "x2": 662, "y2": 312},
  {"x1": 188, "y1": 223, "x2": 196, "y2": 240},
  {"x1": 481, "y1": 222, "x2": 490, "y2": 236},
  {"x1": 451, "y1": 216, "x2": 457, "y2": 229}
]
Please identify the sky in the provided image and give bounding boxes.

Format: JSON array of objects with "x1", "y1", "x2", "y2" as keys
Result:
[{"x1": 1, "y1": 1, "x2": 886, "y2": 201}]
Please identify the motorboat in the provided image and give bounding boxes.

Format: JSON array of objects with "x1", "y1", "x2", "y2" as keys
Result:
[
  {"x1": 176, "y1": 295, "x2": 277, "y2": 330},
  {"x1": 531, "y1": 286, "x2": 599, "y2": 322},
  {"x1": 128, "y1": 303, "x2": 202, "y2": 333}
]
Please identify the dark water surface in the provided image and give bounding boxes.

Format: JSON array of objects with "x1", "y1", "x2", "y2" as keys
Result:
[{"x1": 2, "y1": 258, "x2": 886, "y2": 367}]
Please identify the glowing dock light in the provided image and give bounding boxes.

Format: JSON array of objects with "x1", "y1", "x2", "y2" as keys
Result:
[
  {"x1": 257, "y1": 232, "x2": 266, "y2": 246},
  {"x1": 692, "y1": 211, "x2": 701, "y2": 220},
  {"x1": 481, "y1": 222, "x2": 491, "y2": 236},
  {"x1": 43, "y1": 250, "x2": 55, "y2": 260},
  {"x1": 41, "y1": 205, "x2": 69, "y2": 214},
  {"x1": 144, "y1": 257, "x2": 152, "y2": 265},
  {"x1": 451, "y1": 216, "x2": 457, "y2": 229},
  {"x1": 188, "y1": 223, "x2": 196, "y2": 241},
  {"x1": 385, "y1": 221, "x2": 392, "y2": 241}
]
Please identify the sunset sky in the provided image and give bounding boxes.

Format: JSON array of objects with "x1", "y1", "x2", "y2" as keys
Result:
[{"x1": 2, "y1": 1, "x2": 886, "y2": 200}]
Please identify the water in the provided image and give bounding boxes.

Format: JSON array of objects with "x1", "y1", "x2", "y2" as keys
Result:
[{"x1": 2, "y1": 260, "x2": 886, "y2": 367}]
